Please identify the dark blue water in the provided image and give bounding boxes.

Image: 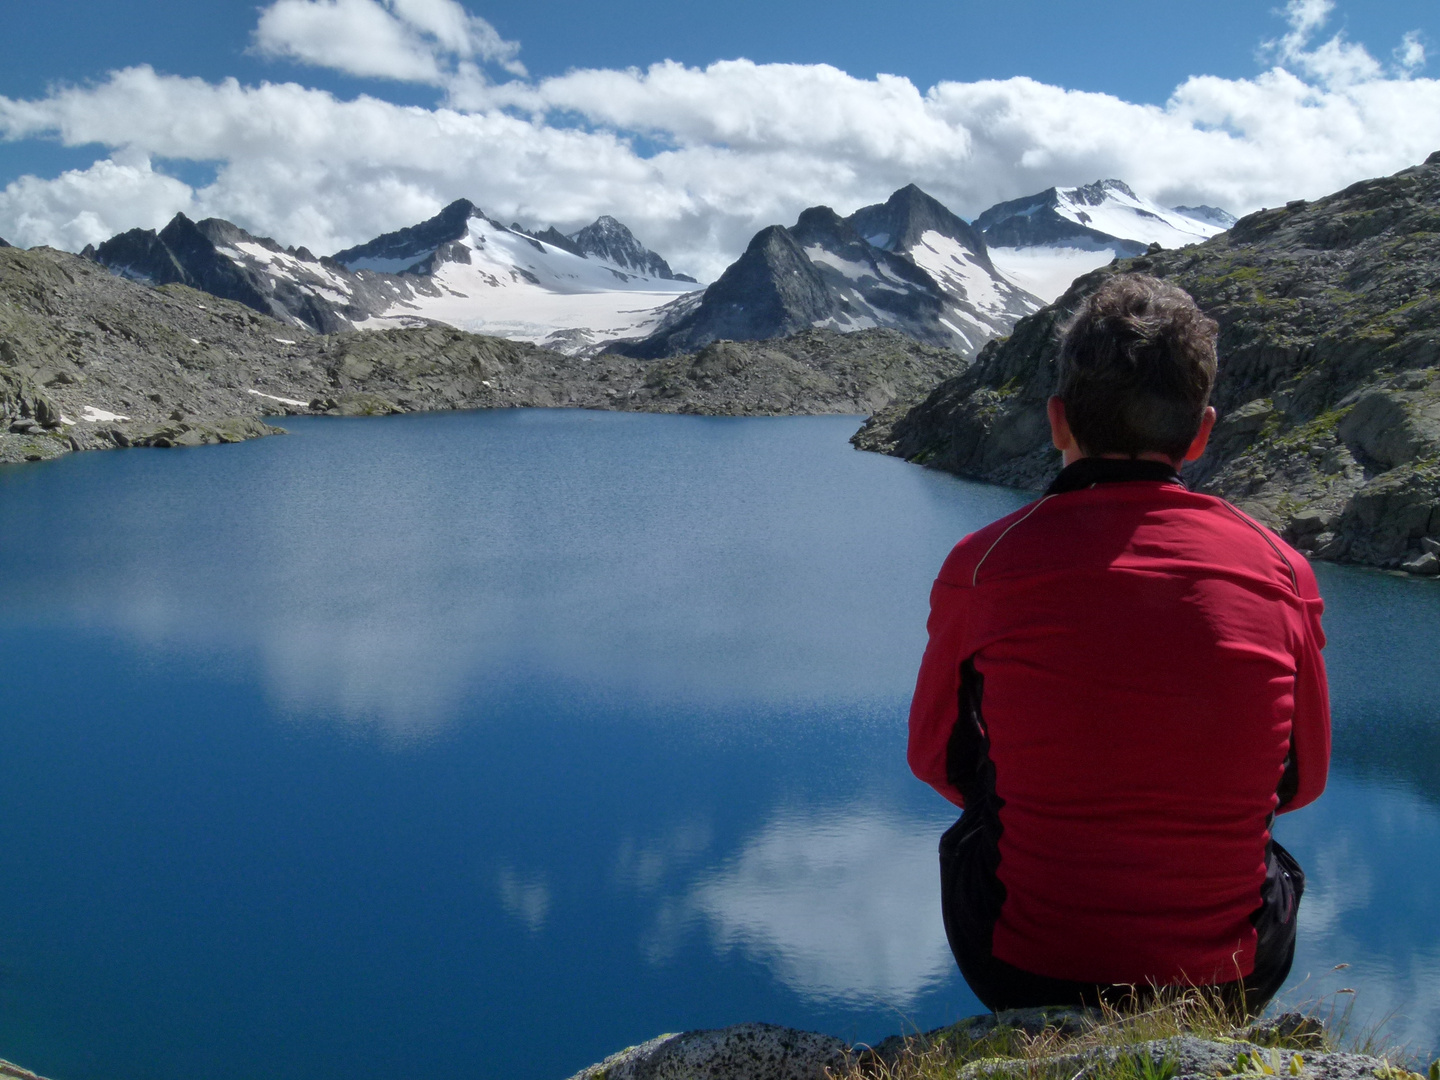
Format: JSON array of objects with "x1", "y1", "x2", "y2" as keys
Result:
[{"x1": 0, "y1": 410, "x2": 1434, "y2": 1080}]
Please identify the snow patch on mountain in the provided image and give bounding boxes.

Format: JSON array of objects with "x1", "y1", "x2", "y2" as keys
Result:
[
  {"x1": 350, "y1": 213, "x2": 699, "y2": 351},
  {"x1": 218, "y1": 241, "x2": 355, "y2": 304},
  {"x1": 985, "y1": 247, "x2": 1117, "y2": 304},
  {"x1": 973, "y1": 180, "x2": 1231, "y2": 302},
  {"x1": 1172, "y1": 204, "x2": 1239, "y2": 229},
  {"x1": 906, "y1": 231, "x2": 1008, "y2": 316},
  {"x1": 1057, "y1": 180, "x2": 1222, "y2": 249}
]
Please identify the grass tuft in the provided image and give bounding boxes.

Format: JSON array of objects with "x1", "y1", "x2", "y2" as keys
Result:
[{"x1": 830, "y1": 987, "x2": 1436, "y2": 1080}]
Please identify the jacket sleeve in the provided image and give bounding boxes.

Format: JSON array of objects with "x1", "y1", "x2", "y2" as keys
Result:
[
  {"x1": 908, "y1": 566, "x2": 971, "y2": 808},
  {"x1": 1280, "y1": 574, "x2": 1331, "y2": 814}
]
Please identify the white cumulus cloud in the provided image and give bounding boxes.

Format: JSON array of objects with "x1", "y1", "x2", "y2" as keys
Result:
[
  {"x1": 0, "y1": 4, "x2": 1436, "y2": 280},
  {"x1": 1263, "y1": 0, "x2": 1424, "y2": 85},
  {"x1": 0, "y1": 152, "x2": 196, "y2": 251},
  {"x1": 253, "y1": 0, "x2": 524, "y2": 82},
  {"x1": 685, "y1": 806, "x2": 957, "y2": 1006},
  {"x1": 1395, "y1": 31, "x2": 1427, "y2": 75}
]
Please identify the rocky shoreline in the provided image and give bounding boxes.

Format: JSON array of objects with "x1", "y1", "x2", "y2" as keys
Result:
[{"x1": 0, "y1": 244, "x2": 962, "y2": 466}]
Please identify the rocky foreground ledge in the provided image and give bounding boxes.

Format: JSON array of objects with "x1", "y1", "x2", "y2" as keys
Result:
[
  {"x1": 1, "y1": 1008, "x2": 1424, "y2": 1080},
  {"x1": 565, "y1": 1009, "x2": 1424, "y2": 1080}
]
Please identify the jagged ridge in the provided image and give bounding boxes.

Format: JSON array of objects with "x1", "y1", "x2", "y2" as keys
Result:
[{"x1": 616, "y1": 184, "x2": 1042, "y2": 361}]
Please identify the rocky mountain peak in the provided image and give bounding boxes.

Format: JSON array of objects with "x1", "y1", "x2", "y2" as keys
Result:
[
  {"x1": 615, "y1": 224, "x2": 834, "y2": 359},
  {"x1": 518, "y1": 225, "x2": 583, "y2": 257},
  {"x1": 331, "y1": 198, "x2": 481, "y2": 270},
  {"x1": 567, "y1": 215, "x2": 682, "y2": 279},
  {"x1": 970, "y1": 178, "x2": 1223, "y2": 264},
  {"x1": 149, "y1": 213, "x2": 238, "y2": 280},
  {"x1": 87, "y1": 212, "x2": 277, "y2": 321},
  {"x1": 847, "y1": 184, "x2": 988, "y2": 261},
  {"x1": 577, "y1": 214, "x2": 627, "y2": 239},
  {"x1": 1069, "y1": 179, "x2": 1137, "y2": 206},
  {"x1": 193, "y1": 216, "x2": 295, "y2": 257},
  {"x1": 790, "y1": 205, "x2": 861, "y2": 246},
  {"x1": 615, "y1": 180, "x2": 1042, "y2": 362},
  {"x1": 0, "y1": 237, "x2": 11, "y2": 248},
  {"x1": 88, "y1": 224, "x2": 186, "y2": 285}
]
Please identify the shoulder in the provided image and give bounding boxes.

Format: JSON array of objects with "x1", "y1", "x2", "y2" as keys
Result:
[
  {"x1": 936, "y1": 496, "x2": 1061, "y2": 588},
  {"x1": 1178, "y1": 492, "x2": 1321, "y2": 599}
]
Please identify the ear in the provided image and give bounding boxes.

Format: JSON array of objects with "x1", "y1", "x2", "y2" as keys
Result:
[
  {"x1": 1048, "y1": 396, "x2": 1081, "y2": 462},
  {"x1": 1182, "y1": 406, "x2": 1218, "y2": 462}
]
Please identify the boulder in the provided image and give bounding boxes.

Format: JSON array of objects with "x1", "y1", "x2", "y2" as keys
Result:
[
  {"x1": 565, "y1": 1023, "x2": 847, "y2": 1080},
  {"x1": 0, "y1": 364, "x2": 62, "y2": 430},
  {"x1": 1401, "y1": 550, "x2": 1440, "y2": 575}
]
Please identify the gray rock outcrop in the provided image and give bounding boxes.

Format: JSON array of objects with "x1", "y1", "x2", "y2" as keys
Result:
[
  {"x1": 566, "y1": 1023, "x2": 847, "y2": 1080},
  {"x1": 564, "y1": 1010, "x2": 1409, "y2": 1080}
]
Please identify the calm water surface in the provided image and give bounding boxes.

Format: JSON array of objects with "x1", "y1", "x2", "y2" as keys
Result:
[{"x1": 0, "y1": 410, "x2": 1435, "y2": 1080}]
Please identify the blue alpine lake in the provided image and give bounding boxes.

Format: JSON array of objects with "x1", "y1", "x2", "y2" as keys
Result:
[{"x1": 0, "y1": 409, "x2": 1435, "y2": 1080}]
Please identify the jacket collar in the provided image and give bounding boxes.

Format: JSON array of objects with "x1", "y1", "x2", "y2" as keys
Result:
[{"x1": 1045, "y1": 456, "x2": 1185, "y2": 496}]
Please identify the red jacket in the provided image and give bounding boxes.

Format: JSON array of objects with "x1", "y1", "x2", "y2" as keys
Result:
[{"x1": 910, "y1": 462, "x2": 1330, "y2": 986}]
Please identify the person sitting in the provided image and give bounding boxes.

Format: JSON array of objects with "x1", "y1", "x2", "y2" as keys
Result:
[{"x1": 908, "y1": 273, "x2": 1330, "y2": 1013}]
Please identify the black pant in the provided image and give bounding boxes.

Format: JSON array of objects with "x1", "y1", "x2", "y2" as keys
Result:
[{"x1": 939, "y1": 810, "x2": 1305, "y2": 1015}]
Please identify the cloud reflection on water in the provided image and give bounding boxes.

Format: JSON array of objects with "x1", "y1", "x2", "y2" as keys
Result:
[
  {"x1": 3, "y1": 412, "x2": 1010, "y2": 739},
  {"x1": 672, "y1": 806, "x2": 955, "y2": 1008},
  {"x1": 1281, "y1": 776, "x2": 1440, "y2": 1056},
  {"x1": 496, "y1": 866, "x2": 553, "y2": 933}
]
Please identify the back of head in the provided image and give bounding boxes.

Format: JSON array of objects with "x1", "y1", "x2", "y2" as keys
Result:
[{"x1": 1057, "y1": 274, "x2": 1218, "y2": 460}]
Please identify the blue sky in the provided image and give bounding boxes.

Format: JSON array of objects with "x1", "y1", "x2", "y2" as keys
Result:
[
  {"x1": 2, "y1": 0, "x2": 1437, "y2": 277},
  {"x1": 6, "y1": 0, "x2": 1436, "y2": 108}
]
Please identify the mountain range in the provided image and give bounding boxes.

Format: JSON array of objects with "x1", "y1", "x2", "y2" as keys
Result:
[
  {"x1": 75, "y1": 180, "x2": 1232, "y2": 361},
  {"x1": 84, "y1": 201, "x2": 700, "y2": 354}
]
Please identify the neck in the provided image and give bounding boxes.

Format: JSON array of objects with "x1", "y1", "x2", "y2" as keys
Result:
[{"x1": 1063, "y1": 449, "x2": 1183, "y2": 468}]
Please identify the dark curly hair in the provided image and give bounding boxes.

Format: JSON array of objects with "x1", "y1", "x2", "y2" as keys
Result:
[{"x1": 1056, "y1": 274, "x2": 1218, "y2": 460}]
